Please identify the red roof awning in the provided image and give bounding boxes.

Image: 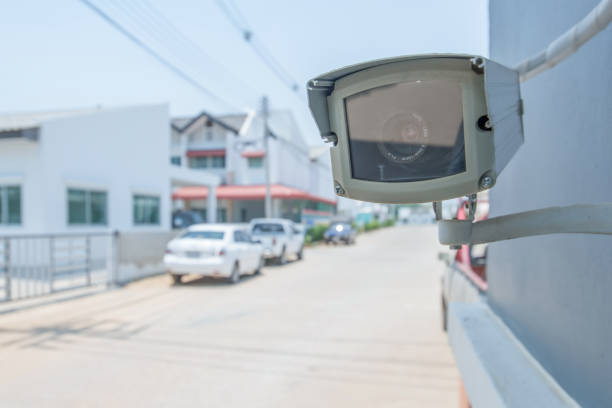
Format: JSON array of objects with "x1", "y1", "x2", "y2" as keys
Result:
[
  {"x1": 241, "y1": 150, "x2": 266, "y2": 158},
  {"x1": 172, "y1": 184, "x2": 336, "y2": 206},
  {"x1": 186, "y1": 149, "x2": 226, "y2": 157}
]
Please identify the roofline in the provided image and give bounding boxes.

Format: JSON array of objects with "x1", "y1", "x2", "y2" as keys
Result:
[
  {"x1": 0, "y1": 127, "x2": 39, "y2": 141},
  {"x1": 172, "y1": 110, "x2": 240, "y2": 135}
]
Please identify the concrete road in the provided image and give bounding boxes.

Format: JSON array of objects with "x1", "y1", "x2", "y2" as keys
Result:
[{"x1": 0, "y1": 225, "x2": 459, "y2": 407}]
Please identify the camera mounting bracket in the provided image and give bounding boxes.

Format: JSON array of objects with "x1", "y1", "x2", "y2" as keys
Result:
[{"x1": 437, "y1": 203, "x2": 612, "y2": 246}]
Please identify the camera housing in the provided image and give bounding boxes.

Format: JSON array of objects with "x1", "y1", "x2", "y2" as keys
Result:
[{"x1": 307, "y1": 54, "x2": 524, "y2": 203}]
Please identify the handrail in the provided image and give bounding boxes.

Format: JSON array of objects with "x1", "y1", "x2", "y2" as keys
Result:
[{"x1": 0, "y1": 232, "x2": 114, "y2": 240}]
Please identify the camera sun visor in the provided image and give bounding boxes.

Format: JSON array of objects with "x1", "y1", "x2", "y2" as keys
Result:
[{"x1": 344, "y1": 80, "x2": 465, "y2": 182}]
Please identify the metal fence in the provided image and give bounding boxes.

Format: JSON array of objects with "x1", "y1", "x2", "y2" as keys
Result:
[{"x1": 0, "y1": 231, "x2": 177, "y2": 302}]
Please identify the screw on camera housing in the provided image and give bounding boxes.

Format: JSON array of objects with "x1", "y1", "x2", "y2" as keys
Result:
[
  {"x1": 334, "y1": 182, "x2": 345, "y2": 195},
  {"x1": 479, "y1": 173, "x2": 495, "y2": 190},
  {"x1": 470, "y1": 57, "x2": 485, "y2": 74},
  {"x1": 477, "y1": 115, "x2": 492, "y2": 131}
]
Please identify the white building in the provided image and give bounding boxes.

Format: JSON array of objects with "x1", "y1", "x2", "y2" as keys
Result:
[
  {"x1": 170, "y1": 109, "x2": 337, "y2": 225},
  {"x1": 0, "y1": 104, "x2": 219, "y2": 235}
]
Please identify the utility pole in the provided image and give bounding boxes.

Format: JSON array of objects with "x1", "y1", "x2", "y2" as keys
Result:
[{"x1": 262, "y1": 96, "x2": 272, "y2": 218}]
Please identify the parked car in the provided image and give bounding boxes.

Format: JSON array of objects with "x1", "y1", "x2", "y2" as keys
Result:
[
  {"x1": 439, "y1": 199, "x2": 489, "y2": 330},
  {"x1": 249, "y1": 218, "x2": 304, "y2": 264},
  {"x1": 324, "y1": 222, "x2": 357, "y2": 244},
  {"x1": 172, "y1": 209, "x2": 204, "y2": 229},
  {"x1": 164, "y1": 224, "x2": 264, "y2": 284}
]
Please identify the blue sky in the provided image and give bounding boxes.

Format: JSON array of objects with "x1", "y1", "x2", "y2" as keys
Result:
[{"x1": 0, "y1": 0, "x2": 488, "y2": 143}]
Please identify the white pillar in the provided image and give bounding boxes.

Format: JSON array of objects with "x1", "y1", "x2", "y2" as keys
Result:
[
  {"x1": 180, "y1": 133, "x2": 189, "y2": 168},
  {"x1": 207, "y1": 185, "x2": 217, "y2": 223}
]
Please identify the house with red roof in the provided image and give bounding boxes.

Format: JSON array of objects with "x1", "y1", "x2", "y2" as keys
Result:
[{"x1": 170, "y1": 109, "x2": 336, "y2": 224}]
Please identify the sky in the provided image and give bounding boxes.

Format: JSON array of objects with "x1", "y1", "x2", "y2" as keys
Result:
[{"x1": 0, "y1": 0, "x2": 488, "y2": 144}]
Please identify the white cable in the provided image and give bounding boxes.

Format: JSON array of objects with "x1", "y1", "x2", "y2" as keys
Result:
[
  {"x1": 438, "y1": 204, "x2": 612, "y2": 245},
  {"x1": 516, "y1": 0, "x2": 612, "y2": 82}
]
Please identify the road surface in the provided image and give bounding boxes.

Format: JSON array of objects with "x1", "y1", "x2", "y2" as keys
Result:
[{"x1": 0, "y1": 225, "x2": 459, "y2": 407}]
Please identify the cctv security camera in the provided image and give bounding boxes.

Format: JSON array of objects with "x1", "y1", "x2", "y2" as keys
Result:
[{"x1": 307, "y1": 54, "x2": 524, "y2": 204}]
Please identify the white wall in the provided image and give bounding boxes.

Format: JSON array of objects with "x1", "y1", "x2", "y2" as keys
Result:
[
  {"x1": 0, "y1": 139, "x2": 44, "y2": 234},
  {"x1": 37, "y1": 104, "x2": 171, "y2": 233}
]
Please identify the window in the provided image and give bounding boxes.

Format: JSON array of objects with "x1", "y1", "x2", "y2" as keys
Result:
[
  {"x1": 133, "y1": 195, "x2": 160, "y2": 225},
  {"x1": 240, "y1": 208, "x2": 247, "y2": 222},
  {"x1": 233, "y1": 230, "x2": 252, "y2": 243},
  {"x1": 252, "y1": 223, "x2": 284, "y2": 234},
  {"x1": 217, "y1": 208, "x2": 227, "y2": 222},
  {"x1": 0, "y1": 185, "x2": 21, "y2": 225},
  {"x1": 189, "y1": 157, "x2": 208, "y2": 169},
  {"x1": 211, "y1": 156, "x2": 226, "y2": 168},
  {"x1": 67, "y1": 189, "x2": 107, "y2": 225},
  {"x1": 247, "y1": 157, "x2": 263, "y2": 168},
  {"x1": 170, "y1": 156, "x2": 181, "y2": 166},
  {"x1": 189, "y1": 155, "x2": 225, "y2": 169},
  {"x1": 180, "y1": 230, "x2": 224, "y2": 240}
]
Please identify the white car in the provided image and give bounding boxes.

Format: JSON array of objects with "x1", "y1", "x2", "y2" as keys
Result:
[
  {"x1": 249, "y1": 218, "x2": 305, "y2": 264},
  {"x1": 164, "y1": 224, "x2": 264, "y2": 284}
]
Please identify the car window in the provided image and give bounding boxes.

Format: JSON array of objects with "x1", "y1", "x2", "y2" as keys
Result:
[
  {"x1": 252, "y1": 223, "x2": 284, "y2": 234},
  {"x1": 233, "y1": 230, "x2": 245, "y2": 242},
  {"x1": 181, "y1": 231, "x2": 225, "y2": 240}
]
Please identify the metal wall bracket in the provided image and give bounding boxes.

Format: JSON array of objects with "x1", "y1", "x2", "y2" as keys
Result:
[{"x1": 438, "y1": 203, "x2": 612, "y2": 246}]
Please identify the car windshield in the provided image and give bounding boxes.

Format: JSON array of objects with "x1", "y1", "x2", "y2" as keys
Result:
[
  {"x1": 180, "y1": 230, "x2": 225, "y2": 240},
  {"x1": 252, "y1": 223, "x2": 284, "y2": 234}
]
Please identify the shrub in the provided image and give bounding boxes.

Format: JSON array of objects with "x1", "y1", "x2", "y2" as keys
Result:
[
  {"x1": 306, "y1": 224, "x2": 328, "y2": 243},
  {"x1": 364, "y1": 219, "x2": 380, "y2": 231},
  {"x1": 382, "y1": 219, "x2": 395, "y2": 227}
]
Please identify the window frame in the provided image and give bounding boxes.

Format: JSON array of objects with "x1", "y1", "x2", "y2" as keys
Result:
[
  {"x1": 189, "y1": 156, "x2": 209, "y2": 169},
  {"x1": 67, "y1": 188, "x2": 108, "y2": 226},
  {"x1": 133, "y1": 194, "x2": 161, "y2": 226},
  {"x1": 247, "y1": 156, "x2": 264, "y2": 168},
  {"x1": 0, "y1": 185, "x2": 22, "y2": 225},
  {"x1": 211, "y1": 155, "x2": 226, "y2": 168},
  {"x1": 170, "y1": 156, "x2": 182, "y2": 166}
]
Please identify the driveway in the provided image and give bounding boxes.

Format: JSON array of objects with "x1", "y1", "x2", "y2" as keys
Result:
[{"x1": 0, "y1": 225, "x2": 458, "y2": 407}]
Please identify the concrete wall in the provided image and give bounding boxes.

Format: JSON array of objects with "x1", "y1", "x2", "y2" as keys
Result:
[{"x1": 488, "y1": 1, "x2": 612, "y2": 406}]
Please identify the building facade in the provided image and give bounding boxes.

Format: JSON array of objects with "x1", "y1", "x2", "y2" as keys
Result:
[
  {"x1": 170, "y1": 109, "x2": 336, "y2": 224},
  {"x1": 0, "y1": 104, "x2": 219, "y2": 235}
]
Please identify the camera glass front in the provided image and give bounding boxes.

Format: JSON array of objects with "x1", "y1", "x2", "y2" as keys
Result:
[{"x1": 345, "y1": 79, "x2": 466, "y2": 182}]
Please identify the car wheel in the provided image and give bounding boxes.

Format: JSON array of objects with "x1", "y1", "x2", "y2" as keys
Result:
[
  {"x1": 277, "y1": 247, "x2": 287, "y2": 265},
  {"x1": 254, "y1": 257, "x2": 264, "y2": 275},
  {"x1": 297, "y1": 246, "x2": 304, "y2": 260},
  {"x1": 171, "y1": 274, "x2": 182, "y2": 284},
  {"x1": 229, "y1": 263, "x2": 240, "y2": 284}
]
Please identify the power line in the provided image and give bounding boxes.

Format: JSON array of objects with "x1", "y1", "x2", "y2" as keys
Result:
[
  {"x1": 80, "y1": 0, "x2": 243, "y2": 112},
  {"x1": 134, "y1": 0, "x2": 259, "y2": 98},
  {"x1": 215, "y1": 0, "x2": 303, "y2": 96},
  {"x1": 104, "y1": 0, "x2": 259, "y2": 106}
]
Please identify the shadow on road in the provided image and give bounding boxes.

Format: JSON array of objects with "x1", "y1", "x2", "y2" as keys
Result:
[{"x1": 175, "y1": 271, "x2": 263, "y2": 287}]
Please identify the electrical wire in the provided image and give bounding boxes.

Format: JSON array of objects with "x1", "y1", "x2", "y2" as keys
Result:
[
  {"x1": 215, "y1": 0, "x2": 303, "y2": 96},
  {"x1": 134, "y1": 0, "x2": 259, "y2": 98},
  {"x1": 105, "y1": 0, "x2": 260, "y2": 107},
  {"x1": 516, "y1": 0, "x2": 612, "y2": 82},
  {"x1": 80, "y1": 0, "x2": 244, "y2": 112}
]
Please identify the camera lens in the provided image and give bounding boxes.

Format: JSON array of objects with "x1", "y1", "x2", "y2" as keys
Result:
[
  {"x1": 345, "y1": 80, "x2": 466, "y2": 182},
  {"x1": 378, "y1": 112, "x2": 429, "y2": 164}
]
